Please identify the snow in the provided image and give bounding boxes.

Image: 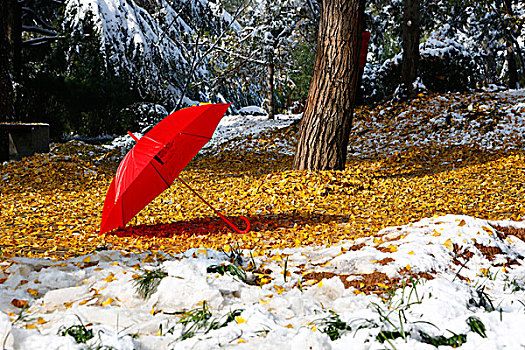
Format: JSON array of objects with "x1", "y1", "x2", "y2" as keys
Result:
[
  {"x1": 202, "y1": 113, "x2": 301, "y2": 154},
  {"x1": 350, "y1": 89, "x2": 525, "y2": 158},
  {"x1": 1, "y1": 216, "x2": 525, "y2": 349},
  {"x1": 63, "y1": 0, "x2": 242, "y2": 109},
  {"x1": 109, "y1": 111, "x2": 301, "y2": 156},
  {"x1": 2, "y1": 91, "x2": 525, "y2": 348},
  {"x1": 238, "y1": 106, "x2": 267, "y2": 116}
]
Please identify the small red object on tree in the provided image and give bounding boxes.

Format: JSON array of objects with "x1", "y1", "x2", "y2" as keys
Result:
[{"x1": 359, "y1": 31, "x2": 371, "y2": 68}]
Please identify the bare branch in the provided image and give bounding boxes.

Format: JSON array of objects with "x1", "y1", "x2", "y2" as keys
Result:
[
  {"x1": 214, "y1": 46, "x2": 266, "y2": 65},
  {"x1": 174, "y1": 0, "x2": 254, "y2": 111},
  {"x1": 22, "y1": 25, "x2": 57, "y2": 36},
  {"x1": 21, "y1": 7, "x2": 57, "y2": 31},
  {"x1": 22, "y1": 36, "x2": 60, "y2": 46}
]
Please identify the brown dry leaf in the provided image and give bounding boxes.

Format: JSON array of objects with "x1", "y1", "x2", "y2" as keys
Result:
[{"x1": 11, "y1": 299, "x2": 28, "y2": 308}]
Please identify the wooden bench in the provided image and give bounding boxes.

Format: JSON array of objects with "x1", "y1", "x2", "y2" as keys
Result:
[{"x1": 0, "y1": 123, "x2": 50, "y2": 162}]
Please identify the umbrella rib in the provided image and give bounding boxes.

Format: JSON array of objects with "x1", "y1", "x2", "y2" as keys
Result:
[
  {"x1": 150, "y1": 162, "x2": 170, "y2": 188},
  {"x1": 179, "y1": 132, "x2": 212, "y2": 140}
]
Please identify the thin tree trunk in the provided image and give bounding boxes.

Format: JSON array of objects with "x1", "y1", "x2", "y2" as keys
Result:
[
  {"x1": 504, "y1": 0, "x2": 519, "y2": 88},
  {"x1": 1, "y1": 0, "x2": 15, "y2": 123},
  {"x1": 6, "y1": 0, "x2": 22, "y2": 81},
  {"x1": 507, "y1": 44, "x2": 519, "y2": 89},
  {"x1": 355, "y1": 7, "x2": 369, "y2": 106},
  {"x1": 400, "y1": 0, "x2": 420, "y2": 99},
  {"x1": 267, "y1": 52, "x2": 275, "y2": 120},
  {"x1": 294, "y1": 0, "x2": 364, "y2": 171}
]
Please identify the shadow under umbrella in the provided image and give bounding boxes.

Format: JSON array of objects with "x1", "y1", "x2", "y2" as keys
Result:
[{"x1": 108, "y1": 216, "x2": 233, "y2": 238}]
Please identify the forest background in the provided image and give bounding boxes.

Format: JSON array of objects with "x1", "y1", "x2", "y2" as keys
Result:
[{"x1": 0, "y1": 0, "x2": 523, "y2": 140}]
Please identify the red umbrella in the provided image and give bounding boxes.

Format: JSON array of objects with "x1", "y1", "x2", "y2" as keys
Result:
[{"x1": 100, "y1": 103, "x2": 250, "y2": 235}]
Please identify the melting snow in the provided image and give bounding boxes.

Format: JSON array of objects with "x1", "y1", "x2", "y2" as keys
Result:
[{"x1": 1, "y1": 216, "x2": 525, "y2": 349}]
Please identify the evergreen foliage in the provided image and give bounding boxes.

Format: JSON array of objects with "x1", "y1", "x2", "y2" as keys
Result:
[
  {"x1": 363, "y1": 0, "x2": 524, "y2": 102},
  {"x1": 6, "y1": 0, "x2": 524, "y2": 137}
]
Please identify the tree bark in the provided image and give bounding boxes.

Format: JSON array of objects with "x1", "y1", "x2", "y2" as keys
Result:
[
  {"x1": 504, "y1": 0, "x2": 522, "y2": 88},
  {"x1": 507, "y1": 43, "x2": 519, "y2": 89},
  {"x1": 294, "y1": 0, "x2": 364, "y2": 171},
  {"x1": 400, "y1": 0, "x2": 420, "y2": 99},
  {"x1": 1, "y1": 0, "x2": 15, "y2": 123},
  {"x1": 267, "y1": 51, "x2": 275, "y2": 120},
  {"x1": 6, "y1": 0, "x2": 22, "y2": 81}
]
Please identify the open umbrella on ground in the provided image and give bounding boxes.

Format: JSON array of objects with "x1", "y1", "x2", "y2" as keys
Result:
[{"x1": 100, "y1": 103, "x2": 250, "y2": 235}]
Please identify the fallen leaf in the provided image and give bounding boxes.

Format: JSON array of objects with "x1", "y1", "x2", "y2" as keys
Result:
[
  {"x1": 443, "y1": 239, "x2": 454, "y2": 251},
  {"x1": 11, "y1": 299, "x2": 28, "y2": 309},
  {"x1": 101, "y1": 298, "x2": 115, "y2": 307}
]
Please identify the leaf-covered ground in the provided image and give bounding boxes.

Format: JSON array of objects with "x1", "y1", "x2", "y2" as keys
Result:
[
  {"x1": 1, "y1": 90, "x2": 524, "y2": 263},
  {"x1": 1, "y1": 90, "x2": 525, "y2": 349}
]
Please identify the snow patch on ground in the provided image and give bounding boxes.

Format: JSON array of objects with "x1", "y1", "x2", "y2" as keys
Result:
[
  {"x1": 108, "y1": 112, "x2": 301, "y2": 156},
  {"x1": 1, "y1": 215, "x2": 525, "y2": 349},
  {"x1": 350, "y1": 90, "x2": 525, "y2": 158},
  {"x1": 202, "y1": 113, "x2": 300, "y2": 154}
]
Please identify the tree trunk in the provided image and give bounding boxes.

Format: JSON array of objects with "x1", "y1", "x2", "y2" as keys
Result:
[
  {"x1": 6, "y1": 0, "x2": 22, "y2": 81},
  {"x1": 400, "y1": 0, "x2": 420, "y2": 99},
  {"x1": 1, "y1": 0, "x2": 15, "y2": 123},
  {"x1": 267, "y1": 52, "x2": 275, "y2": 120},
  {"x1": 355, "y1": 6, "x2": 369, "y2": 106},
  {"x1": 507, "y1": 44, "x2": 519, "y2": 89},
  {"x1": 293, "y1": 0, "x2": 364, "y2": 171},
  {"x1": 504, "y1": 0, "x2": 524, "y2": 88}
]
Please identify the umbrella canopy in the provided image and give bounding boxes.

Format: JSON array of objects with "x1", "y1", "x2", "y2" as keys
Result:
[{"x1": 100, "y1": 103, "x2": 246, "y2": 234}]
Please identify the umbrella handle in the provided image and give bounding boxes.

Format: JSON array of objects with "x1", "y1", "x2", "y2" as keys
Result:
[
  {"x1": 176, "y1": 176, "x2": 251, "y2": 234},
  {"x1": 216, "y1": 214, "x2": 251, "y2": 234}
]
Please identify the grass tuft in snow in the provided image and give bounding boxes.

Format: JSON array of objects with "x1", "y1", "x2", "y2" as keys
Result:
[
  {"x1": 419, "y1": 331, "x2": 467, "y2": 347},
  {"x1": 207, "y1": 263, "x2": 252, "y2": 283},
  {"x1": 371, "y1": 279, "x2": 490, "y2": 347},
  {"x1": 171, "y1": 301, "x2": 243, "y2": 341},
  {"x1": 503, "y1": 278, "x2": 523, "y2": 293},
  {"x1": 58, "y1": 318, "x2": 94, "y2": 344},
  {"x1": 208, "y1": 308, "x2": 243, "y2": 332},
  {"x1": 376, "y1": 330, "x2": 404, "y2": 344},
  {"x1": 466, "y1": 316, "x2": 487, "y2": 338},
  {"x1": 208, "y1": 244, "x2": 270, "y2": 286},
  {"x1": 175, "y1": 302, "x2": 212, "y2": 341},
  {"x1": 207, "y1": 252, "x2": 263, "y2": 286},
  {"x1": 219, "y1": 244, "x2": 245, "y2": 266},
  {"x1": 133, "y1": 267, "x2": 168, "y2": 299},
  {"x1": 283, "y1": 256, "x2": 289, "y2": 283},
  {"x1": 469, "y1": 285, "x2": 495, "y2": 312},
  {"x1": 12, "y1": 304, "x2": 30, "y2": 325},
  {"x1": 371, "y1": 278, "x2": 426, "y2": 344},
  {"x1": 314, "y1": 311, "x2": 352, "y2": 341}
]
